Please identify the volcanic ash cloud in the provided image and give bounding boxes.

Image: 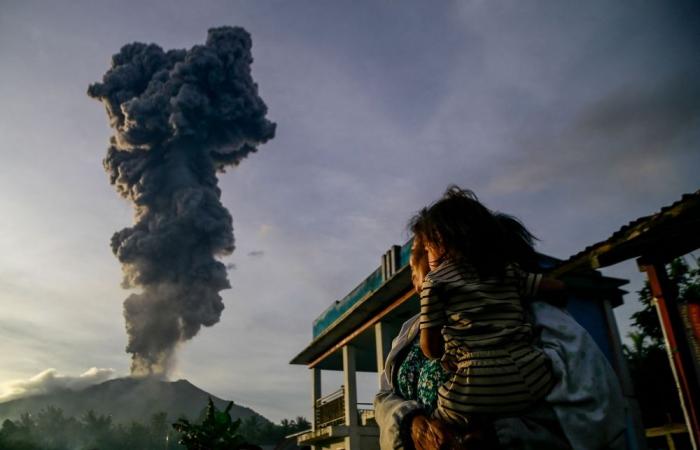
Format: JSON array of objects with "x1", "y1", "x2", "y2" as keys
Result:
[{"x1": 88, "y1": 26, "x2": 276, "y2": 376}]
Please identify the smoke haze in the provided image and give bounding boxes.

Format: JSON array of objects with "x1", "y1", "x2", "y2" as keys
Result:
[
  {"x1": 0, "y1": 368, "x2": 116, "y2": 402},
  {"x1": 87, "y1": 26, "x2": 275, "y2": 376}
]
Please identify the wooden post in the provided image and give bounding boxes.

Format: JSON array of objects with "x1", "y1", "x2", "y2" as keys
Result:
[{"x1": 639, "y1": 259, "x2": 700, "y2": 449}]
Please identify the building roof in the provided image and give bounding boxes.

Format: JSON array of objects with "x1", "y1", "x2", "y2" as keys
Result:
[
  {"x1": 289, "y1": 263, "x2": 413, "y2": 369},
  {"x1": 290, "y1": 241, "x2": 626, "y2": 368},
  {"x1": 554, "y1": 189, "x2": 700, "y2": 274}
]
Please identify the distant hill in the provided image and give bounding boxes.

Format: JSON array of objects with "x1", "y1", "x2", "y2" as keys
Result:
[{"x1": 0, "y1": 377, "x2": 268, "y2": 424}]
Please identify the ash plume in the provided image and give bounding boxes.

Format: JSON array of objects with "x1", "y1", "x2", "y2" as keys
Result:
[{"x1": 88, "y1": 27, "x2": 276, "y2": 376}]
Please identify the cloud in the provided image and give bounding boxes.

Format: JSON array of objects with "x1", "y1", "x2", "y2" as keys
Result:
[
  {"x1": 576, "y1": 72, "x2": 700, "y2": 149},
  {"x1": 247, "y1": 250, "x2": 265, "y2": 258},
  {"x1": 0, "y1": 368, "x2": 117, "y2": 402},
  {"x1": 484, "y1": 72, "x2": 700, "y2": 197}
]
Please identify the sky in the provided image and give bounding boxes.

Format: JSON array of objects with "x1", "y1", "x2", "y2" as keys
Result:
[{"x1": 0, "y1": 0, "x2": 699, "y2": 422}]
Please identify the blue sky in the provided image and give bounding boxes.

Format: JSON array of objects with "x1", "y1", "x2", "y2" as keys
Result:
[{"x1": 0, "y1": 0, "x2": 698, "y2": 421}]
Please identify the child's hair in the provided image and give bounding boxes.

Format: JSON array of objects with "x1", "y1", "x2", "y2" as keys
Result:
[
  {"x1": 409, "y1": 185, "x2": 538, "y2": 278},
  {"x1": 409, "y1": 233, "x2": 430, "y2": 292},
  {"x1": 410, "y1": 233, "x2": 428, "y2": 268},
  {"x1": 493, "y1": 212, "x2": 539, "y2": 271}
]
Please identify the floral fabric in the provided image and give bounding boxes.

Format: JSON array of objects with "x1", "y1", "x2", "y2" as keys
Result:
[{"x1": 396, "y1": 339, "x2": 450, "y2": 415}]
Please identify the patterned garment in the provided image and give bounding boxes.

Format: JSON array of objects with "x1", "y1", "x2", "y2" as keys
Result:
[
  {"x1": 396, "y1": 339, "x2": 451, "y2": 415},
  {"x1": 419, "y1": 260, "x2": 554, "y2": 424}
]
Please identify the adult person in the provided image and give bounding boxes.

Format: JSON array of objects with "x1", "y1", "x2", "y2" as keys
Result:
[{"x1": 374, "y1": 209, "x2": 627, "y2": 450}]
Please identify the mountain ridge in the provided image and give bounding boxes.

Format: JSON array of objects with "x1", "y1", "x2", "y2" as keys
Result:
[{"x1": 0, "y1": 377, "x2": 267, "y2": 425}]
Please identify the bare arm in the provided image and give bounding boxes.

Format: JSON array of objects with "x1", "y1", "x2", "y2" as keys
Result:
[
  {"x1": 420, "y1": 327, "x2": 444, "y2": 360},
  {"x1": 534, "y1": 276, "x2": 568, "y2": 307},
  {"x1": 539, "y1": 276, "x2": 565, "y2": 292}
]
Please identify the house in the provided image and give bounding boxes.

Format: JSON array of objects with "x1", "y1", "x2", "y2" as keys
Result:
[{"x1": 290, "y1": 241, "x2": 646, "y2": 450}]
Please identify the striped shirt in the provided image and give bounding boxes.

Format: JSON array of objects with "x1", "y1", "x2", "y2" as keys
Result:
[{"x1": 419, "y1": 260, "x2": 553, "y2": 422}]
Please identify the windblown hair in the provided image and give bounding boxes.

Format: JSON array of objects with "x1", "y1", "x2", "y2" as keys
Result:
[
  {"x1": 410, "y1": 232, "x2": 429, "y2": 268},
  {"x1": 409, "y1": 186, "x2": 538, "y2": 278}
]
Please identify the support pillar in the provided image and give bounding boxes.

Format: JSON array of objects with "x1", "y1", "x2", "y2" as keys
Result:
[
  {"x1": 311, "y1": 367, "x2": 321, "y2": 431},
  {"x1": 375, "y1": 322, "x2": 393, "y2": 387},
  {"x1": 343, "y1": 345, "x2": 358, "y2": 427},
  {"x1": 343, "y1": 344, "x2": 359, "y2": 449}
]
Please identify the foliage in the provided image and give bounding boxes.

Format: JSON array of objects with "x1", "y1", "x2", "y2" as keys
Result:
[
  {"x1": 0, "y1": 398, "x2": 309, "y2": 450},
  {"x1": 623, "y1": 256, "x2": 700, "y2": 426},
  {"x1": 172, "y1": 397, "x2": 254, "y2": 450},
  {"x1": 0, "y1": 407, "x2": 182, "y2": 450},
  {"x1": 628, "y1": 257, "x2": 700, "y2": 347},
  {"x1": 239, "y1": 414, "x2": 310, "y2": 445}
]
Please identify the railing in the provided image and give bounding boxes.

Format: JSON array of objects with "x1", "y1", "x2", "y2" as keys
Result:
[
  {"x1": 314, "y1": 389, "x2": 376, "y2": 429},
  {"x1": 358, "y1": 403, "x2": 375, "y2": 426},
  {"x1": 315, "y1": 387, "x2": 345, "y2": 428}
]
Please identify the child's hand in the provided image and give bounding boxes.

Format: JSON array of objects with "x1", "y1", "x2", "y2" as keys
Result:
[{"x1": 440, "y1": 356, "x2": 458, "y2": 373}]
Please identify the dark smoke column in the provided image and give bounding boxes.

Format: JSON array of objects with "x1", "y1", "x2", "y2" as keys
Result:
[{"x1": 88, "y1": 27, "x2": 276, "y2": 376}]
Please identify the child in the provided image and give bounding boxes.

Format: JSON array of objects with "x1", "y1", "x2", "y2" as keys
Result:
[{"x1": 410, "y1": 186, "x2": 561, "y2": 429}]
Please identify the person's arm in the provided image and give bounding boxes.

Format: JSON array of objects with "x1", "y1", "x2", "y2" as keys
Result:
[
  {"x1": 535, "y1": 276, "x2": 568, "y2": 306},
  {"x1": 420, "y1": 328, "x2": 444, "y2": 360},
  {"x1": 529, "y1": 300, "x2": 627, "y2": 450},
  {"x1": 374, "y1": 369, "x2": 424, "y2": 450},
  {"x1": 539, "y1": 277, "x2": 565, "y2": 292},
  {"x1": 418, "y1": 277, "x2": 446, "y2": 360}
]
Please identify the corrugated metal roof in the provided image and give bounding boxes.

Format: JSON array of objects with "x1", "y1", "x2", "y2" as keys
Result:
[{"x1": 555, "y1": 189, "x2": 700, "y2": 274}]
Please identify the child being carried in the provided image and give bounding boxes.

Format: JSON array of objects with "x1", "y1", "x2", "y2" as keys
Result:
[{"x1": 410, "y1": 186, "x2": 563, "y2": 429}]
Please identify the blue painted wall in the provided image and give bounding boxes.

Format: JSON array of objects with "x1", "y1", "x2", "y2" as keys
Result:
[{"x1": 565, "y1": 295, "x2": 614, "y2": 363}]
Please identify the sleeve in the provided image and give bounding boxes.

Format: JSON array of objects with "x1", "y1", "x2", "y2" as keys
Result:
[
  {"x1": 515, "y1": 266, "x2": 543, "y2": 297},
  {"x1": 419, "y1": 276, "x2": 445, "y2": 330},
  {"x1": 530, "y1": 301, "x2": 628, "y2": 450},
  {"x1": 374, "y1": 371, "x2": 424, "y2": 450}
]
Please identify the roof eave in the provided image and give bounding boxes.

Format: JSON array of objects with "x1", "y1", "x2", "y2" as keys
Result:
[{"x1": 290, "y1": 266, "x2": 412, "y2": 366}]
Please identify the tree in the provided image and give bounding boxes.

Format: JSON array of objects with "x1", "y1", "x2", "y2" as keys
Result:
[
  {"x1": 81, "y1": 410, "x2": 114, "y2": 449},
  {"x1": 0, "y1": 408, "x2": 185, "y2": 450},
  {"x1": 35, "y1": 406, "x2": 80, "y2": 449},
  {"x1": 0, "y1": 418, "x2": 40, "y2": 450},
  {"x1": 172, "y1": 397, "x2": 261, "y2": 450},
  {"x1": 624, "y1": 256, "x2": 700, "y2": 426}
]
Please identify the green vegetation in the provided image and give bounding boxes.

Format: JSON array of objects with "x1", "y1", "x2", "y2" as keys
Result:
[
  {"x1": 173, "y1": 398, "x2": 253, "y2": 450},
  {"x1": 239, "y1": 414, "x2": 310, "y2": 445},
  {"x1": 0, "y1": 398, "x2": 310, "y2": 450},
  {"x1": 0, "y1": 407, "x2": 180, "y2": 450},
  {"x1": 623, "y1": 257, "x2": 700, "y2": 427}
]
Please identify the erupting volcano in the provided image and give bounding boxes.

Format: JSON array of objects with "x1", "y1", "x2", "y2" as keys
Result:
[{"x1": 88, "y1": 26, "x2": 276, "y2": 376}]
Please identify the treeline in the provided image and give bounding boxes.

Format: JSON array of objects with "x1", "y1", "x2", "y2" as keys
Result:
[
  {"x1": 0, "y1": 405, "x2": 310, "y2": 450},
  {"x1": 240, "y1": 415, "x2": 310, "y2": 445}
]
